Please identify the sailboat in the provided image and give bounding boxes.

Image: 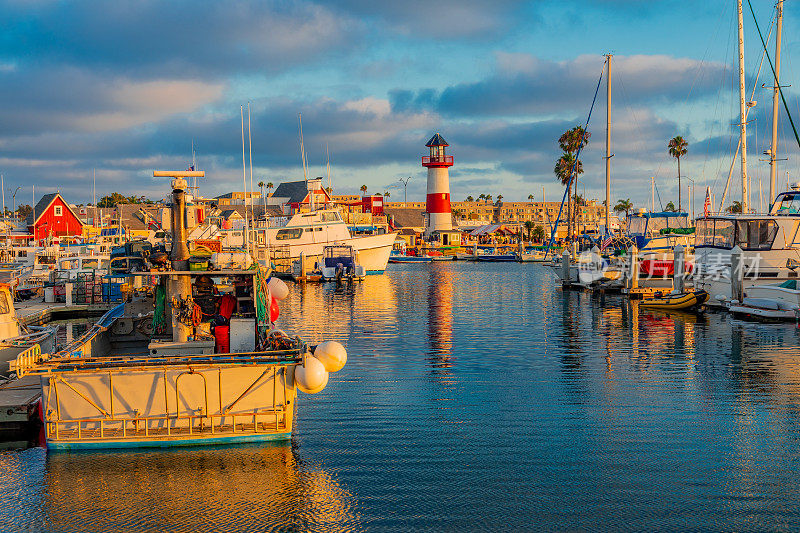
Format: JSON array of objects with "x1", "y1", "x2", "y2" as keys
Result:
[{"x1": 692, "y1": 0, "x2": 800, "y2": 308}]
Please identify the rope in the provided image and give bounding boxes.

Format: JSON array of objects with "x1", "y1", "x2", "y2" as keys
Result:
[
  {"x1": 152, "y1": 283, "x2": 166, "y2": 334},
  {"x1": 545, "y1": 61, "x2": 606, "y2": 259}
]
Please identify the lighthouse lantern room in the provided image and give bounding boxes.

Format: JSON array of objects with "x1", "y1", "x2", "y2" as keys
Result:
[{"x1": 422, "y1": 133, "x2": 454, "y2": 238}]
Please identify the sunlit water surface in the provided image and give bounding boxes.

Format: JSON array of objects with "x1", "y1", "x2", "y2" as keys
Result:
[{"x1": 2, "y1": 262, "x2": 800, "y2": 531}]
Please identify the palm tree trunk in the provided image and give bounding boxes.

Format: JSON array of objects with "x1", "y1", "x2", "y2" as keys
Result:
[{"x1": 677, "y1": 157, "x2": 682, "y2": 212}]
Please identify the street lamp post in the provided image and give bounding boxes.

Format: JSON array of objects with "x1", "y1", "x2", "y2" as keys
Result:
[
  {"x1": 11, "y1": 187, "x2": 21, "y2": 223},
  {"x1": 399, "y1": 177, "x2": 412, "y2": 206},
  {"x1": 686, "y1": 177, "x2": 695, "y2": 220}
]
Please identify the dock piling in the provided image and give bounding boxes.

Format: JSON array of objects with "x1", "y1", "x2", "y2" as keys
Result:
[
  {"x1": 731, "y1": 245, "x2": 744, "y2": 302},
  {"x1": 674, "y1": 245, "x2": 685, "y2": 293}
]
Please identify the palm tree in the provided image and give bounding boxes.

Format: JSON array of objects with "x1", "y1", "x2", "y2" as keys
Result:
[
  {"x1": 527, "y1": 194, "x2": 534, "y2": 203},
  {"x1": 258, "y1": 181, "x2": 265, "y2": 198},
  {"x1": 485, "y1": 194, "x2": 493, "y2": 203},
  {"x1": 496, "y1": 194, "x2": 503, "y2": 204},
  {"x1": 664, "y1": 201, "x2": 677, "y2": 212},
  {"x1": 726, "y1": 200, "x2": 742, "y2": 213},
  {"x1": 360, "y1": 185, "x2": 368, "y2": 196},
  {"x1": 466, "y1": 195, "x2": 474, "y2": 202},
  {"x1": 383, "y1": 191, "x2": 390, "y2": 200},
  {"x1": 325, "y1": 186, "x2": 332, "y2": 195},
  {"x1": 524, "y1": 220, "x2": 534, "y2": 241},
  {"x1": 532, "y1": 225, "x2": 546, "y2": 242},
  {"x1": 614, "y1": 198, "x2": 633, "y2": 218},
  {"x1": 478, "y1": 194, "x2": 486, "y2": 203},
  {"x1": 668, "y1": 136, "x2": 688, "y2": 211},
  {"x1": 554, "y1": 152, "x2": 583, "y2": 238},
  {"x1": 266, "y1": 182, "x2": 274, "y2": 197},
  {"x1": 557, "y1": 126, "x2": 590, "y2": 240}
]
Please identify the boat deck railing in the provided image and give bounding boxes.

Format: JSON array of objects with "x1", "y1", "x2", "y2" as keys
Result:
[{"x1": 46, "y1": 408, "x2": 290, "y2": 444}]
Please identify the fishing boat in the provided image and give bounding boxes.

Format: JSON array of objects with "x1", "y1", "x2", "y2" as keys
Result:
[
  {"x1": 727, "y1": 280, "x2": 800, "y2": 322},
  {"x1": 474, "y1": 254, "x2": 517, "y2": 262},
  {"x1": 640, "y1": 289, "x2": 709, "y2": 311},
  {"x1": 0, "y1": 283, "x2": 56, "y2": 376},
  {"x1": 388, "y1": 254, "x2": 432, "y2": 264},
  {"x1": 10, "y1": 170, "x2": 348, "y2": 451},
  {"x1": 319, "y1": 245, "x2": 366, "y2": 281}
]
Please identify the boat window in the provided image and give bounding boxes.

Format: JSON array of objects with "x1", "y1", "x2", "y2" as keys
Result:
[
  {"x1": 710, "y1": 219, "x2": 735, "y2": 248},
  {"x1": 775, "y1": 193, "x2": 800, "y2": 214},
  {"x1": 315, "y1": 227, "x2": 322, "y2": 231},
  {"x1": 82, "y1": 259, "x2": 99, "y2": 269},
  {"x1": 0, "y1": 291, "x2": 9, "y2": 314},
  {"x1": 736, "y1": 219, "x2": 777, "y2": 250},
  {"x1": 276, "y1": 228, "x2": 303, "y2": 240},
  {"x1": 304, "y1": 228, "x2": 313, "y2": 233},
  {"x1": 695, "y1": 219, "x2": 714, "y2": 246},
  {"x1": 628, "y1": 217, "x2": 646, "y2": 234}
]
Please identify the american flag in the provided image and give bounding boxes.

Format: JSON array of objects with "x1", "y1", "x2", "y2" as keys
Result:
[
  {"x1": 600, "y1": 235, "x2": 613, "y2": 250},
  {"x1": 703, "y1": 187, "x2": 712, "y2": 218}
]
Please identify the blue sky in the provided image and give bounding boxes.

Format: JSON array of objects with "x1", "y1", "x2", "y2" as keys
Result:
[{"x1": 1, "y1": 0, "x2": 798, "y2": 212}]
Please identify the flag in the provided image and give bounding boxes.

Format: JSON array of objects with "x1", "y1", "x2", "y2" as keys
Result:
[
  {"x1": 600, "y1": 235, "x2": 613, "y2": 250},
  {"x1": 703, "y1": 187, "x2": 712, "y2": 218}
]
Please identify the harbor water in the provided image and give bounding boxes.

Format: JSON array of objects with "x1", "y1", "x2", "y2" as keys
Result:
[{"x1": 3, "y1": 262, "x2": 800, "y2": 531}]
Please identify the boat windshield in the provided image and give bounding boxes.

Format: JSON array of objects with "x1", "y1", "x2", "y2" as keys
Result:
[
  {"x1": 628, "y1": 217, "x2": 647, "y2": 234},
  {"x1": 696, "y1": 218, "x2": 776, "y2": 250},
  {"x1": 696, "y1": 218, "x2": 735, "y2": 247},
  {"x1": 736, "y1": 219, "x2": 777, "y2": 250},
  {"x1": 774, "y1": 192, "x2": 800, "y2": 214},
  {"x1": 276, "y1": 228, "x2": 303, "y2": 240}
]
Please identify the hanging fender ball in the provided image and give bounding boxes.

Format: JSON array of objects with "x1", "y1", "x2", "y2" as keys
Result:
[
  {"x1": 313, "y1": 341, "x2": 347, "y2": 373},
  {"x1": 267, "y1": 277, "x2": 290, "y2": 301},
  {"x1": 295, "y1": 356, "x2": 328, "y2": 394}
]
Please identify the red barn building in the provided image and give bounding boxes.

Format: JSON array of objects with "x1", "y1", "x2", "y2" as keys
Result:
[{"x1": 26, "y1": 193, "x2": 84, "y2": 241}]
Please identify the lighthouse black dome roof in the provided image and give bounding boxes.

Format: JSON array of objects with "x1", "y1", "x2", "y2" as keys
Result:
[{"x1": 425, "y1": 133, "x2": 449, "y2": 147}]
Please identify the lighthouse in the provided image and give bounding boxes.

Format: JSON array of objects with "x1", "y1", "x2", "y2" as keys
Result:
[{"x1": 422, "y1": 133, "x2": 454, "y2": 238}]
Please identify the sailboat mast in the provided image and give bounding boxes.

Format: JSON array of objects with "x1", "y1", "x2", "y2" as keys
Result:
[
  {"x1": 737, "y1": 0, "x2": 749, "y2": 213},
  {"x1": 605, "y1": 53, "x2": 612, "y2": 234},
  {"x1": 240, "y1": 106, "x2": 249, "y2": 257},
  {"x1": 769, "y1": 0, "x2": 783, "y2": 204}
]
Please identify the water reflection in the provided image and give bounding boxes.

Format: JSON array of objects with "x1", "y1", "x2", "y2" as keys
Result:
[
  {"x1": 426, "y1": 263, "x2": 453, "y2": 367},
  {"x1": 39, "y1": 443, "x2": 359, "y2": 532}
]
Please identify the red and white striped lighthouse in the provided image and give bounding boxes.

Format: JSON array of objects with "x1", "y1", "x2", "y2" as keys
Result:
[{"x1": 422, "y1": 133, "x2": 454, "y2": 237}]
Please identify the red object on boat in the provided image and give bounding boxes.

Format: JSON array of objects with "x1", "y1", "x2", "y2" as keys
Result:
[
  {"x1": 270, "y1": 296, "x2": 280, "y2": 322},
  {"x1": 640, "y1": 259, "x2": 694, "y2": 277},
  {"x1": 214, "y1": 325, "x2": 230, "y2": 353}
]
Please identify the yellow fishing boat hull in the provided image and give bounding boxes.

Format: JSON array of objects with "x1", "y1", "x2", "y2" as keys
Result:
[{"x1": 640, "y1": 290, "x2": 709, "y2": 311}]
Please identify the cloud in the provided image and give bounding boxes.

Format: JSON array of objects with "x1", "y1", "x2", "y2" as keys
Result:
[
  {"x1": 0, "y1": 0, "x2": 361, "y2": 77},
  {"x1": 391, "y1": 53, "x2": 730, "y2": 118}
]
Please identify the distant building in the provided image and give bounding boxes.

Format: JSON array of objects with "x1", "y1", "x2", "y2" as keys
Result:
[
  {"x1": 26, "y1": 193, "x2": 84, "y2": 241},
  {"x1": 215, "y1": 191, "x2": 262, "y2": 207},
  {"x1": 271, "y1": 178, "x2": 331, "y2": 214}
]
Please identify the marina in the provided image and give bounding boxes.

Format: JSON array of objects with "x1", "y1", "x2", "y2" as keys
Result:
[{"x1": 3, "y1": 0, "x2": 800, "y2": 530}]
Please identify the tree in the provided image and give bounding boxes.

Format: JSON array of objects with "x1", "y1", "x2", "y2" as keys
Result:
[
  {"x1": 485, "y1": 194, "x2": 493, "y2": 203},
  {"x1": 524, "y1": 220, "x2": 534, "y2": 241},
  {"x1": 726, "y1": 200, "x2": 742, "y2": 213},
  {"x1": 532, "y1": 225, "x2": 546, "y2": 242},
  {"x1": 360, "y1": 185, "x2": 368, "y2": 196},
  {"x1": 496, "y1": 194, "x2": 503, "y2": 204},
  {"x1": 665, "y1": 201, "x2": 677, "y2": 212},
  {"x1": 528, "y1": 194, "x2": 534, "y2": 202},
  {"x1": 478, "y1": 194, "x2": 486, "y2": 203},
  {"x1": 668, "y1": 136, "x2": 688, "y2": 212},
  {"x1": 614, "y1": 198, "x2": 633, "y2": 218},
  {"x1": 557, "y1": 126, "x2": 590, "y2": 240},
  {"x1": 466, "y1": 195, "x2": 474, "y2": 202},
  {"x1": 325, "y1": 186, "x2": 332, "y2": 194},
  {"x1": 554, "y1": 152, "x2": 583, "y2": 237},
  {"x1": 97, "y1": 192, "x2": 152, "y2": 207},
  {"x1": 16, "y1": 204, "x2": 32, "y2": 219},
  {"x1": 383, "y1": 191, "x2": 390, "y2": 199},
  {"x1": 258, "y1": 181, "x2": 265, "y2": 200},
  {"x1": 266, "y1": 182, "x2": 274, "y2": 196}
]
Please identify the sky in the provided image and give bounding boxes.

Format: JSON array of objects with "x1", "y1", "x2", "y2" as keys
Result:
[{"x1": 1, "y1": 0, "x2": 799, "y2": 213}]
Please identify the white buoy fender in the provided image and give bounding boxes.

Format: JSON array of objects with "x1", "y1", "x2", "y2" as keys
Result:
[
  {"x1": 295, "y1": 356, "x2": 328, "y2": 394},
  {"x1": 267, "y1": 277, "x2": 290, "y2": 301},
  {"x1": 313, "y1": 341, "x2": 347, "y2": 372}
]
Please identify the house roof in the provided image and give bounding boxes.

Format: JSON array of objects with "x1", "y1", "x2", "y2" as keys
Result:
[
  {"x1": 384, "y1": 207, "x2": 427, "y2": 229},
  {"x1": 425, "y1": 133, "x2": 448, "y2": 147},
  {"x1": 272, "y1": 180, "x2": 312, "y2": 205},
  {"x1": 26, "y1": 193, "x2": 83, "y2": 226}
]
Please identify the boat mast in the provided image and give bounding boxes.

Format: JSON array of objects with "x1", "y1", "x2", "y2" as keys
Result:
[
  {"x1": 737, "y1": 0, "x2": 749, "y2": 213},
  {"x1": 240, "y1": 106, "x2": 249, "y2": 257},
  {"x1": 605, "y1": 53, "x2": 612, "y2": 235},
  {"x1": 651, "y1": 176, "x2": 655, "y2": 212},
  {"x1": 769, "y1": 0, "x2": 783, "y2": 204}
]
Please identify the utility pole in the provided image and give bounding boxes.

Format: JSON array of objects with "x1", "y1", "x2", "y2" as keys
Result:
[
  {"x1": 769, "y1": 0, "x2": 783, "y2": 205},
  {"x1": 737, "y1": 0, "x2": 749, "y2": 213},
  {"x1": 399, "y1": 177, "x2": 412, "y2": 206}
]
